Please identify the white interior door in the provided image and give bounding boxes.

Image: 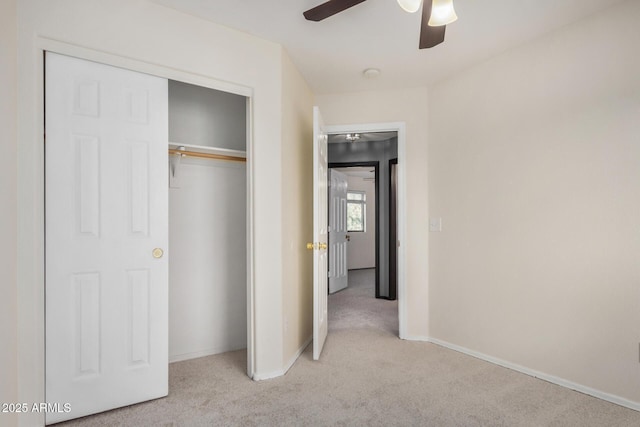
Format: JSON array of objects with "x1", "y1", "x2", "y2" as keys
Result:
[
  {"x1": 45, "y1": 52, "x2": 168, "y2": 424},
  {"x1": 329, "y1": 169, "x2": 348, "y2": 294},
  {"x1": 312, "y1": 106, "x2": 329, "y2": 360}
]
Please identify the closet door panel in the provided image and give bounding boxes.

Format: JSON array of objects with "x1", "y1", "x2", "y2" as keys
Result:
[
  {"x1": 128, "y1": 139, "x2": 151, "y2": 236},
  {"x1": 45, "y1": 52, "x2": 168, "y2": 424}
]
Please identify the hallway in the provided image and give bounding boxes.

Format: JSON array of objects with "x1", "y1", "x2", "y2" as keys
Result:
[{"x1": 329, "y1": 268, "x2": 397, "y2": 335}]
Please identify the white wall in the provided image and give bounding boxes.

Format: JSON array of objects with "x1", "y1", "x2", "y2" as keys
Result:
[
  {"x1": 0, "y1": 0, "x2": 18, "y2": 425},
  {"x1": 169, "y1": 158, "x2": 247, "y2": 362},
  {"x1": 316, "y1": 87, "x2": 430, "y2": 338},
  {"x1": 15, "y1": 0, "x2": 294, "y2": 423},
  {"x1": 428, "y1": 0, "x2": 640, "y2": 406},
  {"x1": 169, "y1": 80, "x2": 247, "y2": 151},
  {"x1": 345, "y1": 175, "x2": 375, "y2": 270}
]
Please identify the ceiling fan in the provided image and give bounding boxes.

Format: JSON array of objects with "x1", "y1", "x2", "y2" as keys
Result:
[{"x1": 303, "y1": 0, "x2": 457, "y2": 49}]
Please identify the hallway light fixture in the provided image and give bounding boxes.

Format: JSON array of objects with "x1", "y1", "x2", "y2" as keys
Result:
[
  {"x1": 345, "y1": 133, "x2": 360, "y2": 142},
  {"x1": 428, "y1": 0, "x2": 458, "y2": 26}
]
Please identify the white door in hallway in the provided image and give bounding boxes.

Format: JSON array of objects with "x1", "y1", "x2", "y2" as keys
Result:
[
  {"x1": 45, "y1": 52, "x2": 169, "y2": 424},
  {"x1": 329, "y1": 169, "x2": 348, "y2": 294},
  {"x1": 312, "y1": 106, "x2": 329, "y2": 360}
]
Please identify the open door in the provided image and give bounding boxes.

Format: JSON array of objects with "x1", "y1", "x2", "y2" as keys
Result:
[
  {"x1": 310, "y1": 106, "x2": 329, "y2": 360},
  {"x1": 45, "y1": 52, "x2": 168, "y2": 424},
  {"x1": 329, "y1": 169, "x2": 348, "y2": 294}
]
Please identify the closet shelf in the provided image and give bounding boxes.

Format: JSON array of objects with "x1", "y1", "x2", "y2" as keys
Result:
[{"x1": 168, "y1": 142, "x2": 246, "y2": 162}]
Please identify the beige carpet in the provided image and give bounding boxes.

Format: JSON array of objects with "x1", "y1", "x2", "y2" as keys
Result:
[{"x1": 58, "y1": 269, "x2": 640, "y2": 426}]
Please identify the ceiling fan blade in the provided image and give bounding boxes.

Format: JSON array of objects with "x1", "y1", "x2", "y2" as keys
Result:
[
  {"x1": 419, "y1": 0, "x2": 446, "y2": 49},
  {"x1": 303, "y1": 0, "x2": 367, "y2": 22}
]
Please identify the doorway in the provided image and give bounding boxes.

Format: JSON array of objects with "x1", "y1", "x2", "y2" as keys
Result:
[
  {"x1": 322, "y1": 123, "x2": 407, "y2": 339},
  {"x1": 328, "y1": 163, "x2": 380, "y2": 296},
  {"x1": 321, "y1": 130, "x2": 401, "y2": 344},
  {"x1": 327, "y1": 132, "x2": 398, "y2": 300}
]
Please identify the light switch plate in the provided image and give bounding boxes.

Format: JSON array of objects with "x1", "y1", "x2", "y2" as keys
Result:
[{"x1": 429, "y1": 218, "x2": 442, "y2": 232}]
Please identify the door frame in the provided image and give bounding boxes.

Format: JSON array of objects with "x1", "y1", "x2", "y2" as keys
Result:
[
  {"x1": 21, "y1": 39, "x2": 257, "y2": 425},
  {"x1": 325, "y1": 122, "x2": 407, "y2": 339},
  {"x1": 328, "y1": 162, "x2": 380, "y2": 297},
  {"x1": 389, "y1": 158, "x2": 398, "y2": 300}
]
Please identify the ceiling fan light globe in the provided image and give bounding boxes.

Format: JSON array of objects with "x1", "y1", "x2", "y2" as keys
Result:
[
  {"x1": 428, "y1": 0, "x2": 458, "y2": 26},
  {"x1": 397, "y1": 0, "x2": 422, "y2": 14}
]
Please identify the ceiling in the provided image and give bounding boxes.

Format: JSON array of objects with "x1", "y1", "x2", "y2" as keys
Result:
[{"x1": 153, "y1": 0, "x2": 625, "y2": 94}]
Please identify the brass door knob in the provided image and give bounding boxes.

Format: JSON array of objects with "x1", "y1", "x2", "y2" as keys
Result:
[
  {"x1": 346, "y1": 235, "x2": 351, "y2": 242},
  {"x1": 307, "y1": 242, "x2": 327, "y2": 250}
]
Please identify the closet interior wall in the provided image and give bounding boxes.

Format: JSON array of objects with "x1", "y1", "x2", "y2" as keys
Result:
[{"x1": 168, "y1": 80, "x2": 248, "y2": 363}]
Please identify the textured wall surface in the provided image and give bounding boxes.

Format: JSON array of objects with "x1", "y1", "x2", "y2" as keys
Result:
[{"x1": 429, "y1": 0, "x2": 640, "y2": 406}]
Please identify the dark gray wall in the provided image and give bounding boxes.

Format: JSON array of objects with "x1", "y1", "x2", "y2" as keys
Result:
[
  {"x1": 169, "y1": 80, "x2": 246, "y2": 151},
  {"x1": 329, "y1": 138, "x2": 398, "y2": 299}
]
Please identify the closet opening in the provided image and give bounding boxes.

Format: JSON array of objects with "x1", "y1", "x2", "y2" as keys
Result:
[{"x1": 167, "y1": 80, "x2": 249, "y2": 365}]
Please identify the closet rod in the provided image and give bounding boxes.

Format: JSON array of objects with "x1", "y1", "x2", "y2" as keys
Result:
[{"x1": 168, "y1": 148, "x2": 246, "y2": 163}]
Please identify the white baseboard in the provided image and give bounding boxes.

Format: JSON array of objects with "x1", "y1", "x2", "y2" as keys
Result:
[
  {"x1": 428, "y1": 337, "x2": 640, "y2": 412},
  {"x1": 401, "y1": 334, "x2": 430, "y2": 342},
  {"x1": 252, "y1": 336, "x2": 312, "y2": 381},
  {"x1": 169, "y1": 343, "x2": 246, "y2": 363},
  {"x1": 252, "y1": 371, "x2": 282, "y2": 381}
]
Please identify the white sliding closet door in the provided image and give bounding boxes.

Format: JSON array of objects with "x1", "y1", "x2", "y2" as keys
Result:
[{"x1": 45, "y1": 52, "x2": 169, "y2": 424}]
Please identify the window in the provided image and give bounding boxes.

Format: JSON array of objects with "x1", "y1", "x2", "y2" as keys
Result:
[{"x1": 347, "y1": 191, "x2": 366, "y2": 232}]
